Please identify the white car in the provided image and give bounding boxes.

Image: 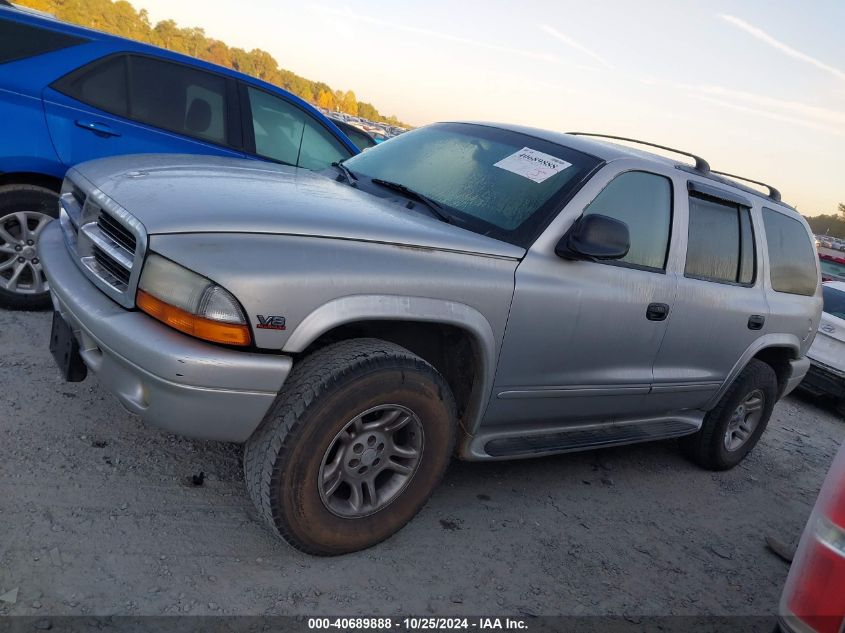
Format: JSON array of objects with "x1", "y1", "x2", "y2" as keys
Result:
[{"x1": 801, "y1": 281, "x2": 845, "y2": 413}]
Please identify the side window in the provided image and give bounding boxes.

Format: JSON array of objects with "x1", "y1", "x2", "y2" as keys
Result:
[
  {"x1": 0, "y1": 17, "x2": 88, "y2": 64},
  {"x1": 52, "y1": 56, "x2": 128, "y2": 117},
  {"x1": 582, "y1": 171, "x2": 672, "y2": 270},
  {"x1": 247, "y1": 86, "x2": 349, "y2": 169},
  {"x1": 127, "y1": 56, "x2": 228, "y2": 145},
  {"x1": 763, "y1": 208, "x2": 818, "y2": 296},
  {"x1": 685, "y1": 194, "x2": 756, "y2": 285}
]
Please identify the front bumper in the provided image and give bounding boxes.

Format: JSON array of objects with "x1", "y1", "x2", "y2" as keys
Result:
[
  {"x1": 799, "y1": 358, "x2": 845, "y2": 401},
  {"x1": 39, "y1": 223, "x2": 292, "y2": 442}
]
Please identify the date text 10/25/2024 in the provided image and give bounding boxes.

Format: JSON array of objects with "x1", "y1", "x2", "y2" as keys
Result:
[{"x1": 307, "y1": 618, "x2": 529, "y2": 631}]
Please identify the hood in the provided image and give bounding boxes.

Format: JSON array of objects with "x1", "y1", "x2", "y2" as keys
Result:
[{"x1": 69, "y1": 154, "x2": 525, "y2": 260}]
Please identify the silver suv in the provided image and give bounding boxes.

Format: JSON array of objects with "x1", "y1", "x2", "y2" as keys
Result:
[{"x1": 41, "y1": 123, "x2": 822, "y2": 555}]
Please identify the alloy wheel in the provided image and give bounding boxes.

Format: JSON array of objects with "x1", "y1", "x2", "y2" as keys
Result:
[
  {"x1": 0, "y1": 211, "x2": 52, "y2": 295},
  {"x1": 318, "y1": 404, "x2": 425, "y2": 518}
]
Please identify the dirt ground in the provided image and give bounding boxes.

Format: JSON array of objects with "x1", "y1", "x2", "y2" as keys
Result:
[{"x1": 1, "y1": 309, "x2": 843, "y2": 618}]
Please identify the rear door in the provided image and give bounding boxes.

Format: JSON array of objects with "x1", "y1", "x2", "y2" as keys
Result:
[
  {"x1": 648, "y1": 182, "x2": 769, "y2": 411},
  {"x1": 42, "y1": 53, "x2": 244, "y2": 167}
]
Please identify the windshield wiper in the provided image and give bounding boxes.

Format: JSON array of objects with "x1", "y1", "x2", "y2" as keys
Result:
[
  {"x1": 332, "y1": 161, "x2": 358, "y2": 186},
  {"x1": 371, "y1": 178, "x2": 452, "y2": 224}
]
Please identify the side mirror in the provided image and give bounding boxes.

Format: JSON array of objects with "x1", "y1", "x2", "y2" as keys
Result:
[{"x1": 555, "y1": 214, "x2": 630, "y2": 261}]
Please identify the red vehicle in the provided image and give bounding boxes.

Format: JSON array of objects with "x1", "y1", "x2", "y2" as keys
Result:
[{"x1": 779, "y1": 441, "x2": 845, "y2": 633}]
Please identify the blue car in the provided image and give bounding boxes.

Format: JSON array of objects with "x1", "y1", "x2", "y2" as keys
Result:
[{"x1": 0, "y1": 5, "x2": 359, "y2": 309}]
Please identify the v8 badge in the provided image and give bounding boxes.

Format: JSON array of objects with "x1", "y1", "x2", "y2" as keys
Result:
[{"x1": 256, "y1": 315, "x2": 286, "y2": 330}]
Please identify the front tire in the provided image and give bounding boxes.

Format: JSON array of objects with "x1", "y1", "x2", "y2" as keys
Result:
[
  {"x1": 680, "y1": 359, "x2": 777, "y2": 470},
  {"x1": 244, "y1": 338, "x2": 457, "y2": 555},
  {"x1": 0, "y1": 184, "x2": 59, "y2": 310}
]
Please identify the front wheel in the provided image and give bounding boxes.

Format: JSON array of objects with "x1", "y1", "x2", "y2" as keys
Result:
[
  {"x1": 0, "y1": 184, "x2": 59, "y2": 310},
  {"x1": 680, "y1": 359, "x2": 777, "y2": 470},
  {"x1": 244, "y1": 338, "x2": 457, "y2": 555}
]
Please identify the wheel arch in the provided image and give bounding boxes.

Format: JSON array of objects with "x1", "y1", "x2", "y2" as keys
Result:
[
  {"x1": 0, "y1": 172, "x2": 63, "y2": 193},
  {"x1": 706, "y1": 334, "x2": 802, "y2": 409},
  {"x1": 283, "y1": 295, "x2": 498, "y2": 443}
]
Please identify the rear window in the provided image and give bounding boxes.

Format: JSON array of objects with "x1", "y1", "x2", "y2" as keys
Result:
[
  {"x1": 685, "y1": 194, "x2": 756, "y2": 285},
  {"x1": 53, "y1": 55, "x2": 128, "y2": 117},
  {"x1": 823, "y1": 286, "x2": 845, "y2": 320},
  {"x1": 820, "y1": 258, "x2": 845, "y2": 279},
  {"x1": 763, "y1": 208, "x2": 818, "y2": 296},
  {"x1": 0, "y1": 17, "x2": 88, "y2": 64}
]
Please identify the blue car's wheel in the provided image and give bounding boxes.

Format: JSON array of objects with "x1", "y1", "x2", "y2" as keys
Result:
[{"x1": 0, "y1": 184, "x2": 58, "y2": 311}]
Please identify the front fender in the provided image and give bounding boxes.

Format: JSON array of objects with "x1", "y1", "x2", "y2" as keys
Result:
[{"x1": 283, "y1": 293, "x2": 499, "y2": 436}]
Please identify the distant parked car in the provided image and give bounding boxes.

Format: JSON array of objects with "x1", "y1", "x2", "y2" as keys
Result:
[
  {"x1": 819, "y1": 254, "x2": 845, "y2": 283},
  {"x1": 329, "y1": 117, "x2": 377, "y2": 151},
  {"x1": 799, "y1": 281, "x2": 845, "y2": 414},
  {"x1": 819, "y1": 236, "x2": 836, "y2": 249},
  {"x1": 778, "y1": 440, "x2": 845, "y2": 633},
  {"x1": 0, "y1": 5, "x2": 358, "y2": 309}
]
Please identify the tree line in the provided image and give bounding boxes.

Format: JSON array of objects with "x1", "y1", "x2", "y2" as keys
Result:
[
  {"x1": 17, "y1": 0, "x2": 409, "y2": 127},
  {"x1": 804, "y1": 204, "x2": 845, "y2": 239}
]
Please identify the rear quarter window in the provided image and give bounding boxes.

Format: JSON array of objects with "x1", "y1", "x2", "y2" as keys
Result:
[
  {"x1": 0, "y1": 16, "x2": 89, "y2": 64},
  {"x1": 762, "y1": 208, "x2": 818, "y2": 296}
]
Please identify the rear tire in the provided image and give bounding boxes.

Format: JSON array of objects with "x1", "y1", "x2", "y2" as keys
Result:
[
  {"x1": 0, "y1": 184, "x2": 59, "y2": 311},
  {"x1": 244, "y1": 338, "x2": 457, "y2": 555},
  {"x1": 680, "y1": 359, "x2": 777, "y2": 470}
]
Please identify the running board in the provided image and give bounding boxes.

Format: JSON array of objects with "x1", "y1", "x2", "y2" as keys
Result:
[{"x1": 463, "y1": 413, "x2": 704, "y2": 460}]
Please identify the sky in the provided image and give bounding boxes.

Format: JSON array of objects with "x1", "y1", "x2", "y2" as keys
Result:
[{"x1": 128, "y1": 0, "x2": 844, "y2": 216}]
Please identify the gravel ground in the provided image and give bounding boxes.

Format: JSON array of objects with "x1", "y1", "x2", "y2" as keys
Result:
[{"x1": 1, "y1": 309, "x2": 843, "y2": 618}]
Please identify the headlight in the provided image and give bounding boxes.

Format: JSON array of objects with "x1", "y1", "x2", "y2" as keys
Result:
[{"x1": 137, "y1": 254, "x2": 251, "y2": 346}]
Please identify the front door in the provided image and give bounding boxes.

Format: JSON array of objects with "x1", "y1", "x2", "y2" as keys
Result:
[{"x1": 485, "y1": 166, "x2": 679, "y2": 427}]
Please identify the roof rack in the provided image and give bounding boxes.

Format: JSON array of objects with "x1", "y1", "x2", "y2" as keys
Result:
[
  {"x1": 568, "y1": 132, "x2": 711, "y2": 173},
  {"x1": 710, "y1": 170, "x2": 781, "y2": 202}
]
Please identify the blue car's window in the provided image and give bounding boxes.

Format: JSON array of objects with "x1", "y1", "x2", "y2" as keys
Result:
[
  {"x1": 54, "y1": 54, "x2": 230, "y2": 147},
  {"x1": 343, "y1": 122, "x2": 601, "y2": 246},
  {"x1": 247, "y1": 86, "x2": 349, "y2": 170},
  {"x1": 129, "y1": 56, "x2": 228, "y2": 145},
  {"x1": 55, "y1": 55, "x2": 128, "y2": 117},
  {"x1": 0, "y1": 16, "x2": 89, "y2": 64}
]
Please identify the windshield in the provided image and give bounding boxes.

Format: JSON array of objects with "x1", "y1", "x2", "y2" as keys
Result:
[
  {"x1": 343, "y1": 122, "x2": 602, "y2": 246},
  {"x1": 823, "y1": 285, "x2": 845, "y2": 319}
]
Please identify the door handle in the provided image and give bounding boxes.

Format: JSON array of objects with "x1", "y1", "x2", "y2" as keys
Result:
[
  {"x1": 75, "y1": 119, "x2": 121, "y2": 137},
  {"x1": 646, "y1": 303, "x2": 670, "y2": 321},
  {"x1": 748, "y1": 315, "x2": 766, "y2": 330}
]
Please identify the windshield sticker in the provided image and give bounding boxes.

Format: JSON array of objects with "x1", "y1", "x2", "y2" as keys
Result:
[{"x1": 493, "y1": 148, "x2": 572, "y2": 183}]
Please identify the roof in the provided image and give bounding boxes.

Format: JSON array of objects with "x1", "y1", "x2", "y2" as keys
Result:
[
  {"x1": 459, "y1": 121, "x2": 798, "y2": 216},
  {"x1": 824, "y1": 281, "x2": 845, "y2": 293}
]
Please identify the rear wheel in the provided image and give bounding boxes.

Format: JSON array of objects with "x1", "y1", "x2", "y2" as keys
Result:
[
  {"x1": 680, "y1": 359, "x2": 777, "y2": 470},
  {"x1": 0, "y1": 184, "x2": 59, "y2": 310},
  {"x1": 244, "y1": 338, "x2": 457, "y2": 555}
]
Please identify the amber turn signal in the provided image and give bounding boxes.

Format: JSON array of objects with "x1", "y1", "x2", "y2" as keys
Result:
[{"x1": 137, "y1": 289, "x2": 252, "y2": 346}]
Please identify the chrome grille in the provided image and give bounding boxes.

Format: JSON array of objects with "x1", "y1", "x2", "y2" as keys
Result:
[
  {"x1": 91, "y1": 245, "x2": 131, "y2": 288},
  {"x1": 58, "y1": 174, "x2": 147, "y2": 308},
  {"x1": 97, "y1": 213, "x2": 137, "y2": 253}
]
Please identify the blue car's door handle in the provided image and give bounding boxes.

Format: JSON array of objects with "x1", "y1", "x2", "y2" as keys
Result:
[{"x1": 75, "y1": 119, "x2": 121, "y2": 137}]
